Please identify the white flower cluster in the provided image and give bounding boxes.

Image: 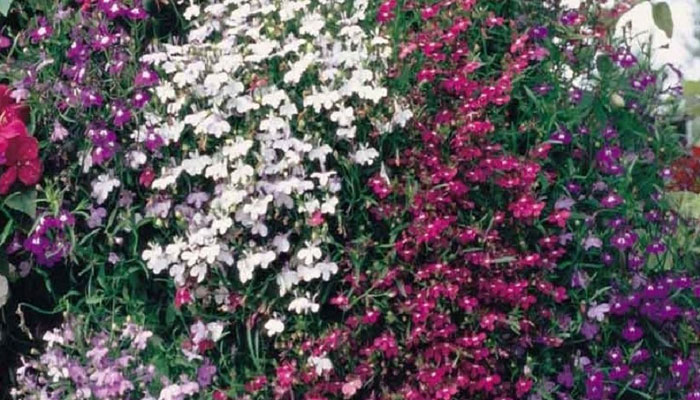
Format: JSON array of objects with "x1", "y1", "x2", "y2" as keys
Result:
[{"x1": 139, "y1": 0, "x2": 409, "y2": 318}]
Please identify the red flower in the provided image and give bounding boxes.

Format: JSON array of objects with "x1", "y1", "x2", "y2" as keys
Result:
[
  {"x1": 139, "y1": 167, "x2": 155, "y2": 188},
  {"x1": 0, "y1": 119, "x2": 29, "y2": 157},
  {"x1": 0, "y1": 135, "x2": 42, "y2": 194},
  {"x1": 174, "y1": 286, "x2": 193, "y2": 308},
  {"x1": 516, "y1": 377, "x2": 533, "y2": 398}
]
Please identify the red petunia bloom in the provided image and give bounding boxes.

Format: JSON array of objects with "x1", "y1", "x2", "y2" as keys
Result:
[{"x1": 0, "y1": 135, "x2": 43, "y2": 194}]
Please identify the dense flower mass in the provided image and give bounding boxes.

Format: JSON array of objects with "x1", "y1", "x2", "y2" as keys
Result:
[{"x1": 0, "y1": 0, "x2": 698, "y2": 399}]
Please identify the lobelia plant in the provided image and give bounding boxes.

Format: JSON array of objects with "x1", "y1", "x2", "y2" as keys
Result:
[{"x1": 0, "y1": 0, "x2": 698, "y2": 400}]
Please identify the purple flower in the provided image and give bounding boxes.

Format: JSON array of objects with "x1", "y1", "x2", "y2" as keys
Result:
[
  {"x1": 108, "y1": 52, "x2": 129, "y2": 76},
  {"x1": 569, "y1": 87, "x2": 583, "y2": 104},
  {"x1": 134, "y1": 67, "x2": 159, "y2": 87},
  {"x1": 533, "y1": 83, "x2": 551, "y2": 95},
  {"x1": 111, "y1": 102, "x2": 132, "y2": 127},
  {"x1": 610, "y1": 230, "x2": 637, "y2": 251},
  {"x1": 566, "y1": 181, "x2": 581, "y2": 195},
  {"x1": 67, "y1": 40, "x2": 89, "y2": 60},
  {"x1": 587, "y1": 303, "x2": 610, "y2": 322},
  {"x1": 627, "y1": 252, "x2": 644, "y2": 270},
  {"x1": 601, "y1": 252, "x2": 614, "y2": 266},
  {"x1": 63, "y1": 63, "x2": 88, "y2": 83},
  {"x1": 621, "y1": 320, "x2": 643, "y2": 342},
  {"x1": 197, "y1": 359, "x2": 217, "y2": 387},
  {"x1": 608, "y1": 364, "x2": 630, "y2": 381},
  {"x1": 131, "y1": 91, "x2": 151, "y2": 109},
  {"x1": 583, "y1": 235, "x2": 602, "y2": 251},
  {"x1": 550, "y1": 128, "x2": 572, "y2": 145},
  {"x1": 126, "y1": 3, "x2": 148, "y2": 20},
  {"x1": 52, "y1": 120, "x2": 70, "y2": 142},
  {"x1": 560, "y1": 10, "x2": 582, "y2": 26},
  {"x1": 585, "y1": 371, "x2": 605, "y2": 400},
  {"x1": 99, "y1": 0, "x2": 126, "y2": 19},
  {"x1": 88, "y1": 207, "x2": 108, "y2": 229},
  {"x1": 609, "y1": 297, "x2": 630, "y2": 315},
  {"x1": 615, "y1": 51, "x2": 637, "y2": 68},
  {"x1": 607, "y1": 348, "x2": 623, "y2": 365},
  {"x1": 687, "y1": 391, "x2": 700, "y2": 400},
  {"x1": 187, "y1": 192, "x2": 210, "y2": 209},
  {"x1": 630, "y1": 348, "x2": 650, "y2": 364},
  {"x1": 600, "y1": 192, "x2": 623, "y2": 208},
  {"x1": 0, "y1": 35, "x2": 11, "y2": 49},
  {"x1": 631, "y1": 374, "x2": 647, "y2": 389},
  {"x1": 80, "y1": 88, "x2": 104, "y2": 108},
  {"x1": 556, "y1": 365, "x2": 574, "y2": 388},
  {"x1": 145, "y1": 132, "x2": 164, "y2": 152},
  {"x1": 531, "y1": 25, "x2": 549, "y2": 39},
  {"x1": 581, "y1": 320, "x2": 599, "y2": 340},
  {"x1": 646, "y1": 240, "x2": 666, "y2": 255},
  {"x1": 601, "y1": 126, "x2": 618, "y2": 141},
  {"x1": 670, "y1": 358, "x2": 692, "y2": 385},
  {"x1": 29, "y1": 17, "x2": 53, "y2": 43}
]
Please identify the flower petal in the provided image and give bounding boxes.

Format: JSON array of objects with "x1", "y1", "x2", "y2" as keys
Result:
[
  {"x1": 6, "y1": 135, "x2": 39, "y2": 164},
  {"x1": 0, "y1": 119, "x2": 28, "y2": 140},
  {"x1": 18, "y1": 158, "x2": 42, "y2": 186}
]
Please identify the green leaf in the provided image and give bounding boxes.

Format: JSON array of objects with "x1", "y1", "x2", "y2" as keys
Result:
[
  {"x1": 595, "y1": 54, "x2": 614, "y2": 75},
  {"x1": 652, "y1": 2, "x2": 673, "y2": 39},
  {"x1": 666, "y1": 191, "x2": 700, "y2": 220},
  {"x1": 0, "y1": 0, "x2": 13, "y2": 16},
  {"x1": 3, "y1": 190, "x2": 37, "y2": 219}
]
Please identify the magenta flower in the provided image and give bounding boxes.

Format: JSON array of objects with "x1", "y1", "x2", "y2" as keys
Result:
[
  {"x1": 134, "y1": 67, "x2": 159, "y2": 87},
  {"x1": 29, "y1": 17, "x2": 53, "y2": 43},
  {"x1": 585, "y1": 371, "x2": 605, "y2": 400},
  {"x1": 111, "y1": 102, "x2": 132, "y2": 127},
  {"x1": 600, "y1": 192, "x2": 624, "y2": 208},
  {"x1": 621, "y1": 320, "x2": 643, "y2": 342}
]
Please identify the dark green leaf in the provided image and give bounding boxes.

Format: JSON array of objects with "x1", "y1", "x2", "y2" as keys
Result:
[
  {"x1": 3, "y1": 190, "x2": 37, "y2": 219},
  {"x1": 652, "y1": 2, "x2": 673, "y2": 39},
  {"x1": 595, "y1": 54, "x2": 614, "y2": 75}
]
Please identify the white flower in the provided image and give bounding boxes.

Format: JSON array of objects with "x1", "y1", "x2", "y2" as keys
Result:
[
  {"x1": 315, "y1": 261, "x2": 338, "y2": 281},
  {"x1": 392, "y1": 101, "x2": 413, "y2": 127},
  {"x1": 330, "y1": 106, "x2": 355, "y2": 126},
  {"x1": 91, "y1": 174, "x2": 121, "y2": 205},
  {"x1": 297, "y1": 242, "x2": 322, "y2": 265},
  {"x1": 300, "y1": 13, "x2": 325, "y2": 36},
  {"x1": 143, "y1": 243, "x2": 170, "y2": 274},
  {"x1": 288, "y1": 294, "x2": 320, "y2": 314},
  {"x1": 352, "y1": 144, "x2": 379, "y2": 166},
  {"x1": 276, "y1": 268, "x2": 300, "y2": 296},
  {"x1": 264, "y1": 318, "x2": 285, "y2": 337},
  {"x1": 183, "y1": 4, "x2": 200, "y2": 20},
  {"x1": 308, "y1": 354, "x2": 333, "y2": 375}
]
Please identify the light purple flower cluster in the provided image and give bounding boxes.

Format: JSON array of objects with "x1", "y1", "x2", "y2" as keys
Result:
[{"x1": 11, "y1": 316, "x2": 205, "y2": 400}]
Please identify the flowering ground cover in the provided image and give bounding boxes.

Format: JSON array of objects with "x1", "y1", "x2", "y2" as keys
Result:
[{"x1": 0, "y1": 0, "x2": 699, "y2": 399}]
